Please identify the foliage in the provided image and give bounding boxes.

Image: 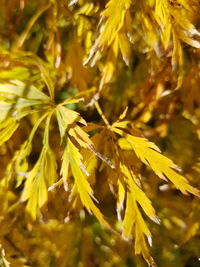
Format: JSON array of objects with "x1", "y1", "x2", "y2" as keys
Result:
[{"x1": 0, "y1": 0, "x2": 200, "y2": 266}]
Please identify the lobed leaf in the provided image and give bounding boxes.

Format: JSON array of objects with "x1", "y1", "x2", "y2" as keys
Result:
[{"x1": 116, "y1": 128, "x2": 200, "y2": 196}]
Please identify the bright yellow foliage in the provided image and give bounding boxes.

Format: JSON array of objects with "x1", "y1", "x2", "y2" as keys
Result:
[{"x1": 0, "y1": 0, "x2": 200, "y2": 266}]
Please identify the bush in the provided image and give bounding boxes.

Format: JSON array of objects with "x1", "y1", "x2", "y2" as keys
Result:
[{"x1": 0, "y1": 0, "x2": 200, "y2": 266}]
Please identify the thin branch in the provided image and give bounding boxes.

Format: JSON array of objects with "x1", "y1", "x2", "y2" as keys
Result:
[{"x1": 94, "y1": 101, "x2": 110, "y2": 128}]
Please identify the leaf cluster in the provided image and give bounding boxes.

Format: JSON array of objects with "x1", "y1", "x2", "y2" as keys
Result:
[{"x1": 0, "y1": 0, "x2": 200, "y2": 266}]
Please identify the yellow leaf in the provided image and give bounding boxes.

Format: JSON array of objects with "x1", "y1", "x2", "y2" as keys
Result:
[
  {"x1": 99, "y1": 37, "x2": 119, "y2": 89},
  {"x1": 85, "y1": 0, "x2": 131, "y2": 65},
  {"x1": 0, "y1": 101, "x2": 14, "y2": 123},
  {"x1": 36, "y1": 60, "x2": 55, "y2": 99},
  {"x1": 96, "y1": 0, "x2": 131, "y2": 48},
  {"x1": 0, "y1": 118, "x2": 19, "y2": 146},
  {"x1": 117, "y1": 178, "x2": 125, "y2": 221},
  {"x1": 56, "y1": 106, "x2": 80, "y2": 140},
  {"x1": 0, "y1": 80, "x2": 49, "y2": 100},
  {"x1": 100, "y1": 59, "x2": 115, "y2": 89},
  {"x1": 21, "y1": 113, "x2": 56, "y2": 219},
  {"x1": 69, "y1": 125, "x2": 93, "y2": 149},
  {"x1": 122, "y1": 191, "x2": 136, "y2": 238},
  {"x1": 44, "y1": 148, "x2": 58, "y2": 187},
  {"x1": 121, "y1": 163, "x2": 159, "y2": 223},
  {"x1": 122, "y1": 193, "x2": 155, "y2": 265},
  {"x1": 66, "y1": 138, "x2": 111, "y2": 229},
  {"x1": 115, "y1": 128, "x2": 200, "y2": 196},
  {"x1": 21, "y1": 155, "x2": 46, "y2": 219},
  {"x1": 60, "y1": 145, "x2": 70, "y2": 191},
  {"x1": 118, "y1": 32, "x2": 131, "y2": 66}
]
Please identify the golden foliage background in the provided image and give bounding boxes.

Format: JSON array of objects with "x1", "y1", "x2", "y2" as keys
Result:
[{"x1": 0, "y1": 0, "x2": 200, "y2": 266}]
